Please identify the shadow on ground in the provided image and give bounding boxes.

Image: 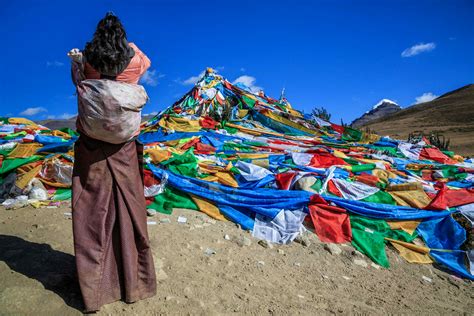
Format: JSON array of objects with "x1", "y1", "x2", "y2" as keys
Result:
[{"x1": 0, "y1": 234, "x2": 83, "y2": 311}]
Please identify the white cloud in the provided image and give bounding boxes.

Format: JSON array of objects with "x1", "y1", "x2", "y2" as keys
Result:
[
  {"x1": 20, "y1": 107, "x2": 47, "y2": 116},
  {"x1": 240, "y1": 67, "x2": 246, "y2": 72},
  {"x1": 59, "y1": 113, "x2": 75, "y2": 119},
  {"x1": 180, "y1": 67, "x2": 224, "y2": 85},
  {"x1": 144, "y1": 111, "x2": 158, "y2": 116},
  {"x1": 46, "y1": 60, "x2": 65, "y2": 67},
  {"x1": 415, "y1": 92, "x2": 438, "y2": 104},
  {"x1": 182, "y1": 70, "x2": 205, "y2": 85},
  {"x1": 401, "y1": 42, "x2": 436, "y2": 57},
  {"x1": 140, "y1": 69, "x2": 164, "y2": 87},
  {"x1": 46, "y1": 113, "x2": 76, "y2": 120},
  {"x1": 232, "y1": 75, "x2": 263, "y2": 94}
]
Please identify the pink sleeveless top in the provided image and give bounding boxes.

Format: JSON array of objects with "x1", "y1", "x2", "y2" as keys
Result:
[{"x1": 83, "y1": 43, "x2": 151, "y2": 84}]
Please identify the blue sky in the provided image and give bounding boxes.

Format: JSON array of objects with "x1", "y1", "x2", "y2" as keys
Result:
[{"x1": 0, "y1": 0, "x2": 473, "y2": 123}]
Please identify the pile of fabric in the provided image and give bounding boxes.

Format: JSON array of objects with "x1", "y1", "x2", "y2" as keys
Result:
[
  {"x1": 1, "y1": 68, "x2": 473, "y2": 280},
  {"x1": 0, "y1": 118, "x2": 75, "y2": 208}
]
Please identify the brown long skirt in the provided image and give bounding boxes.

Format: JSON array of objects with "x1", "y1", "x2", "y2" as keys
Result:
[{"x1": 72, "y1": 134, "x2": 156, "y2": 312}]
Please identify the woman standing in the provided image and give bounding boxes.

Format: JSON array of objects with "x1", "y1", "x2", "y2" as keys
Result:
[{"x1": 69, "y1": 13, "x2": 156, "y2": 312}]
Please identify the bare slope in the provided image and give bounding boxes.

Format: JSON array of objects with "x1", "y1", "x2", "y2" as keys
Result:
[{"x1": 362, "y1": 84, "x2": 474, "y2": 156}]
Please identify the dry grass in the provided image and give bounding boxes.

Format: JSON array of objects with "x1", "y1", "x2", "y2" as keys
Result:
[{"x1": 363, "y1": 84, "x2": 474, "y2": 156}]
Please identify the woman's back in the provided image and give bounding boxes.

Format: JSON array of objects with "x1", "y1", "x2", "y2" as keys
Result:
[{"x1": 83, "y1": 42, "x2": 150, "y2": 84}]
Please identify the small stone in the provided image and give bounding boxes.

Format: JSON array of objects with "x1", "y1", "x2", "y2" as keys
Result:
[
  {"x1": 353, "y1": 259, "x2": 368, "y2": 268},
  {"x1": 204, "y1": 248, "x2": 216, "y2": 256},
  {"x1": 160, "y1": 218, "x2": 171, "y2": 223},
  {"x1": 165, "y1": 296, "x2": 173, "y2": 301},
  {"x1": 156, "y1": 269, "x2": 168, "y2": 281},
  {"x1": 342, "y1": 276, "x2": 351, "y2": 280},
  {"x1": 258, "y1": 240, "x2": 273, "y2": 249},
  {"x1": 195, "y1": 214, "x2": 206, "y2": 221},
  {"x1": 370, "y1": 263, "x2": 381, "y2": 270},
  {"x1": 277, "y1": 249, "x2": 285, "y2": 255},
  {"x1": 294, "y1": 235, "x2": 311, "y2": 247},
  {"x1": 351, "y1": 250, "x2": 365, "y2": 258},
  {"x1": 177, "y1": 216, "x2": 187, "y2": 224},
  {"x1": 294, "y1": 262, "x2": 301, "y2": 267},
  {"x1": 448, "y1": 275, "x2": 462, "y2": 288},
  {"x1": 194, "y1": 224, "x2": 203, "y2": 229},
  {"x1": 205, "y1": 219, "x2": 217, "y2": 224},
  {"x1": 422, "y1": 275, "x2": 432, "y2": 283},
  {"x1": 235, "y1": 236, "x2": 252, "y2": 247},
  {"x1": 257, "y1": 261, "x2": 265, "y2": 266},
  {"x1": 224, "y1": 234, "x2": 231, "y2": 240},
  {"x1": 146, "y1": 209, "x2": 157, "y2": 216},
  {"x1": 183, "y1": 286, "x2": 192, "y2": 296},
  {"x1": 297, "y1": 294, "x2": 305, "y2": 299},
  {"x1": 324, "y1": 243, "x2": 342, "y2": 255},
  {"x1": 155, "y1": 258, "x2": 164, "y2": 270}
]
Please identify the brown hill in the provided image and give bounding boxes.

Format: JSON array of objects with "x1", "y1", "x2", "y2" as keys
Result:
[
  {"x1": 362, "y1": 84, "x2": 474, "y2": 156},
  {"x1": 36, "y1": 114, "x2": 156, "y2": 131},
  {"x1": 37, "y1": 118, "x2": 77, "y2": 130}
]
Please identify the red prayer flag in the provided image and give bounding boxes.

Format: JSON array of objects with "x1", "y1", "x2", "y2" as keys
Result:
[
  {"x1": 308, "y1": 195, "x2": 352, "y2": 243},
  {"x1": 275, "y1": 172, "x2": 298, "y2": 190}
]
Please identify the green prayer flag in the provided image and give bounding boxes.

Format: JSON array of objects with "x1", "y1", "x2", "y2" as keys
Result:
[
  {"x1": 147, "y1": 186, "x2": 198, "y2": 214},
  {"x1": 241, "y1": 95, "x2": 257, "y2": 108},
  {"x1": 362, "y1": 190, "x2": 396, "y2": 205},
  {"x1": 342, "y1": 127, "x2": 362, "y2": 142},
  {"x1": 350, "y1": 215, "x2": 417, "y2": 268},
  {"x1": 351, "y1": 163, "x2": 376, "y2": 173},
  {"x1": 161, "y1": 149, "x2": 198, "y2": 177},
  {"x1": 53, "y1": 188, "x2": 72, "y2": 201},
  {"x1": 0, "y1": 156, "x2": 42, "y2": 175}
]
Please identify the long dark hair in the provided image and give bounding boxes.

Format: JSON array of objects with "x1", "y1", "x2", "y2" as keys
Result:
[{"x1": 84, "y1": 12, "x2": 135, "y2": 76}]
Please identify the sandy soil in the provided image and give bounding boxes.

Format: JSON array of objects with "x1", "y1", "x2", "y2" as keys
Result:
[{"x1": 0, "y1": 205, "x2": 473, "y2": 315}]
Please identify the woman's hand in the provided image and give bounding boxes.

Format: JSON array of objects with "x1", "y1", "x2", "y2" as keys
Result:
[{"x1": 68, "y1": 48, "x2": 83, "y2": 63}]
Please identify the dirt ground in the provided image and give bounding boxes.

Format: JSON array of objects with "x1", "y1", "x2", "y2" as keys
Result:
[{"x1": 0, "y1": 205, "x2": 473, "y2": 315}]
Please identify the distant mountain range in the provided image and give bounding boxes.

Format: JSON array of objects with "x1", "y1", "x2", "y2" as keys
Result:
[
  {"x1": 359, "y1": 84, "x2": 474, "y2": 156},
  {"x1": 37, "y1": 117, "x2": 77, "y2": 131},
  {"x1": 37, "y1": 114, "x2": 157, "y2": 130},
  {"x1": 351, "y1": 99, "x2": 401, "y2": 128}
]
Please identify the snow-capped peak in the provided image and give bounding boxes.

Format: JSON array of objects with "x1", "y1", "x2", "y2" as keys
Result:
[{"x1": 373, "y1": 99, "x2": 398, "y2": 110}]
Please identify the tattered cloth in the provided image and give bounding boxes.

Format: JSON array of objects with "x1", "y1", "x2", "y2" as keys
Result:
[
  {"x1": 72, "y1": 61, "x2": 148, "y2": 144},
  {"x1": 72, "y1": 133, "x2": 156, "y2": 312}
]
